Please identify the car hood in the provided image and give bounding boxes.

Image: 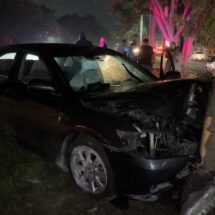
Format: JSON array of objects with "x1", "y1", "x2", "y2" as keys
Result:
[
  {"x1": 80, "y1": 78, "x2": 203, "y2": 119},
  {"x1": 83, "y1": 79, "x2": 185, "y2": 98}
]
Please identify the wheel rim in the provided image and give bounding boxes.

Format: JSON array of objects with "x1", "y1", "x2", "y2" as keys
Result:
[{"x1": 70, "y1": 145, "x2": 108, "y2": 194}]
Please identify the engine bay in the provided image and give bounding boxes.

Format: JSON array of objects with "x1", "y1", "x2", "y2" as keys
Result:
[{"x1": 83, "y1": 81, "x2": 210, "y2": 159}]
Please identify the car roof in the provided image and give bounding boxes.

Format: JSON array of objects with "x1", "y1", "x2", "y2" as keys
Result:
[
  {"x1": 0, "y1": 43, "x2": 119, "y2": 56},
  {"x1": 0, "y1": 43, "x2": 159, "y2": 81}
]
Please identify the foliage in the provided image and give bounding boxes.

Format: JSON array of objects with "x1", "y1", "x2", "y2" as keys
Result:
[
  {"x1": 111, "y1": 19, "x2": 147, "y2": 44},
  {"x1": 0, "y1": 0, "x2": 110, "y2": 46},
  {"x1": 111, "y1": 0, "x2": 215, "y2": 46},
  {"x1": 111, "y1": 0, "x2": 149, "y2": 34},
  {"x1": 124, "y1": 23, "x2": 146, "y2": 41},
  {"x1": 111, "y1": 0, "x2": 215, "y2": 75},
  {"x1": 0, "y1": 0, "x2": 57, "y2": 44},
  {"x1": 196, "y1": 6, "x2": 215, "y2": 48},
  {"x1": 112, "y1": 0, "x2": 149, "y2": 19},
  {"x1": 57, "y1": 14, "x2": 108, "y2": 44}
]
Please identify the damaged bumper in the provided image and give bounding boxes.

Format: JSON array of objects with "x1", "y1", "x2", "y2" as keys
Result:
[{"x1": 119, "y1": 152, "x2": 189, "y2": 195}]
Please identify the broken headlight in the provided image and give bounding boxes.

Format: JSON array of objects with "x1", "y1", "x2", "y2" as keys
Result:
[{"x1": 116, "y1": 129, "x2": 142, "y2": 150}]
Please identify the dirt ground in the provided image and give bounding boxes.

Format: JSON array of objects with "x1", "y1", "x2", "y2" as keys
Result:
[{"x1": 0, "y1": 133, "x2": 180, "y2": 215}]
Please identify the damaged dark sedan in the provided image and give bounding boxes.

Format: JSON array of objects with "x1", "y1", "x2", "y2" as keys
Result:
[{"x1": 0, "y1": 44, "x2": 214, "y2": 201}]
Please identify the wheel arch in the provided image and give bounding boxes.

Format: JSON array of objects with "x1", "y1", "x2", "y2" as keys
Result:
[{"x1": 56, "y1": 125, "x2": 112, "y2": 171}]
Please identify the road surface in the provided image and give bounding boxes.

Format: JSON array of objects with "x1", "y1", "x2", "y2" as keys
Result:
[
  {"x1": 188, "y1": 60, "x2": 207, "y2": 74},
  {"x1": 153, "y1": 57, "x2": 207, "y2": 77}
]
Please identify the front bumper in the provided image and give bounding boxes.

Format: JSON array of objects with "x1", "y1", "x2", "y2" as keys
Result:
[
  {"x1": 110, "y1": 151, "x2": 189, "y2": 195},
  {"x1": 126, "y1": 153, "x2": 188, "y2": 194}
]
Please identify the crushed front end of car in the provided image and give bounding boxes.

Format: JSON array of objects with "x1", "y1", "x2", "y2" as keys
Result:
[
  {"x1": 82, "y1": 78, "x2": 213, "y2": 200},
  {"x1": 180, "y1": 78, "x2": 215, "y2": 214}
]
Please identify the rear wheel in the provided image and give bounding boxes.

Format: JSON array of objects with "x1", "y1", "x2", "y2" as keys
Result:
[{"x1": 67, "y1": 136, "x2": 115, "y2": 198}]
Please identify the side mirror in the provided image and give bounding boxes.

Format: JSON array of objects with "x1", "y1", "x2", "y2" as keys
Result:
[{"x1": 29, "y1": 79, "x2": 56, "y2": 93}]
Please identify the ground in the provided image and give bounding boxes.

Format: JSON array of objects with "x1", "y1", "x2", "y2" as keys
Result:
[{"x1": 0, "y1": 133, "x2": 179, "y2": 215}]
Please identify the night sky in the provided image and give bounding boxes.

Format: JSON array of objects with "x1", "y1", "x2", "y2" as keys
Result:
[{"x1": 32, "y1": 0, "x2": 116, "y2": 30}]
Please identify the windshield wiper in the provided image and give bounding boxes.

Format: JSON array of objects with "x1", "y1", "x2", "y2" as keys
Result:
[
  {"x1": 121, "y1": 63, "x2": 142, "y2": 82},
  {"x1": 87, "y1": 82, "x2": 110, "y2": 92}
]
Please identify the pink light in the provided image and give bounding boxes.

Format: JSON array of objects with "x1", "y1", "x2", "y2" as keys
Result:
[
  {"x1": 164, "y1": 6, "x2": 168, "y2": 17},
  {"x1": 99, "y1": 37, "x2": 106, "y2": 48},
  {"x1": 150, "y1": 0, "x2": 191, "y2": 43},
  {"x1": 182, "y1": 0, "x2": 192, "y2": 20},
  {"x1": 182, "y1": 37, "x2": 193, "y2": 66},
  {"x1": 173, "y1": 25, "x2": 184, "y2": 41},
  {"x1": 151, "y1": 0, "x2": 174, "y2": 41}
]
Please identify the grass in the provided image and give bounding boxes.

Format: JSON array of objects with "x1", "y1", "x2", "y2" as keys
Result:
[{"x1": 0, "y1": 133, "x2": 179, "y2": 215}]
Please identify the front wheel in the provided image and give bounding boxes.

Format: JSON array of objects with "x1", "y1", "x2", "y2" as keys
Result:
[{"x1": 67, "y1": 137, "x2": 115, "y2": 198}]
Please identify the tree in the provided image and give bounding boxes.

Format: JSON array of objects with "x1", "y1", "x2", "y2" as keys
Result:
[
  {"x1": 111, "y1": 0, "x2": 149, "y2": 42},
  {"x1": 112, "y1": 0, "x2": 215, "y2": 76},
  {"x1": 196, "y1": 8, "x2": 215, "y2": 50},
  {"x1": 57, "y1": 14, "x2": 108, "y2": 44},
  {"x1": 0, "y1": 0, "x2": 57, "y2": 44}
]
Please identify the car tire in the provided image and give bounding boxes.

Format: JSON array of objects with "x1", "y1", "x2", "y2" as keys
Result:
[{"x1": 66, "y1": 135, "x2": 115, "y2": 199}]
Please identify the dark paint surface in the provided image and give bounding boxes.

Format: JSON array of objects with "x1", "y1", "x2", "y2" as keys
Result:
[{"x1": 0, "y1": 44, "x2": 213, "y2": 195}]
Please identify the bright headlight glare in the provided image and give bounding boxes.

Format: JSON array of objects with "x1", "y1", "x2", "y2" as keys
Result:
[
  {"x1": 133, "y1": 47, "x2": 140, "y2": 55},
  {"x1": 165, "y1": 41, "x2": 170, "y2": 47}
]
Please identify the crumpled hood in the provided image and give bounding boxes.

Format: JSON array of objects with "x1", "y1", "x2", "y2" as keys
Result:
[{"x1": 81, "y1": 79, "x2": 195, "y2": 120}]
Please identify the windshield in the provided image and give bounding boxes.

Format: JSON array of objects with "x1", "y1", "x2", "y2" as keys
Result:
[{"x1": 54, "y1": 54, "x2": 156, "y2": 92}]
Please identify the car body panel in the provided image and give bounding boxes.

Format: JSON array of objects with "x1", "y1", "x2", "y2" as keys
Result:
[{"x1": 0, "y1": 43, "x2": 214, "y2": 196}]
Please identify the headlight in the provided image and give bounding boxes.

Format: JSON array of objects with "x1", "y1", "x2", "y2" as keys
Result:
[
  {"x1": 116, "y1": 129, "x2": 140, "y2": 150},
  {"x1": 133, "y1": 47, "x2": 140, "y2": 56}
]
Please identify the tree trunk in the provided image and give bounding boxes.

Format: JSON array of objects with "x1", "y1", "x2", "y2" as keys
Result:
[{"x1": 181, "y1": 36, "x2": 193, "y2": 77}]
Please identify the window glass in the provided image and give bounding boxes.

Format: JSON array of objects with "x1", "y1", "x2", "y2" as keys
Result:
[
  {"x1": 26, "y1": 54, "x2": 39, "y2": 61},
  {"x1": 19, "y1": 54, "x2": 51, "y2": 82},
  {"x1": 98, "y1": 55, "x2": 138, "y2": 85},
  {"x1": 0, "y1": 52, "x2": 16, "y2": 77},
  {"x1": 0, "y1": 53, "x2": 16, "y2": 59},
  {"x1": 54, "y1": 54, "x2": 154, "y2": 92}
]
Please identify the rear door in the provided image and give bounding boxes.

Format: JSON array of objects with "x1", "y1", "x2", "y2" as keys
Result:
[
  {"x1": 0, "y1": 51, "x2": 19, "y2": 133},
  {"x1": 2, "y1": 52, "x2": 69, "y2": 157}
]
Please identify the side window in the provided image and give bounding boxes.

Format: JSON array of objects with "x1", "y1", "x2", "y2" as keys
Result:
[
  {"x1": 0, "y1": 52, "x2": 17, "y2": 78},
  {"x1": 19, "y1": 54, "x2": 51, "y2": 82}
]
